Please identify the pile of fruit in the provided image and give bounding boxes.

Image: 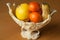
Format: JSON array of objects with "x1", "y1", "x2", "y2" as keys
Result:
[{"x1": 15, "y1": 2, "x2": 49, "y2": 23}]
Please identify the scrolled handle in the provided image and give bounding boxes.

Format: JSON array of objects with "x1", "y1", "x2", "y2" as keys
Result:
[
  {"x1": 50, "y1": 9, "x2": 57, "y2": 16},
  {"x1": 6, "y1": 3, "x2": 24, "y2": 27}
]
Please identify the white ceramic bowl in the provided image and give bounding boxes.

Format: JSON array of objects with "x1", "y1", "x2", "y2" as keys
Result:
[{"x1": 6, "y1": 3, "x2": 56, "y2": 40}]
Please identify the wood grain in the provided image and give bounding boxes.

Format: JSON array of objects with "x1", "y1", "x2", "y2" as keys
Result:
[{"x1": 0, "y1": 0, "x2": 60, "y2": 40}]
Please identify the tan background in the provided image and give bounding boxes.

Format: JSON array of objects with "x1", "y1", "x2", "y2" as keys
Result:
[{"x1": 0, "y1": 0, "x2": 60, "y2": 40}]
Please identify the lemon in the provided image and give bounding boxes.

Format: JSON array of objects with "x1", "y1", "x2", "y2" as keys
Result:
[{"x1": 16, "y1": 3, "x2": 29, "y2": 21}]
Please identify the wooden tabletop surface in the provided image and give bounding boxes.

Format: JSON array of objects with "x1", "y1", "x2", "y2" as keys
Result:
[{"x1": 0, "y1": 0, "x2": 60, "y2": 40}]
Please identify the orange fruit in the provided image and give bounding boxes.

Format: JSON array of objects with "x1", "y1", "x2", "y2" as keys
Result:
[
  {"x1": 29, "y1": 12, "x2": 42, "y2": 23},
  {"x1": 29, "y1": 2, "x2": 40, "y2": 12}
]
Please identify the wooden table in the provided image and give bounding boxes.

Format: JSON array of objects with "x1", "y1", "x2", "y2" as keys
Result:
[{"x1": 0, "y1": 0, "x2": 60, "y2": 40}]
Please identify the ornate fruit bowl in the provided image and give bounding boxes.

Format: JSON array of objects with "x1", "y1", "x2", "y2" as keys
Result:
[{"x1": 6, "y1": 2, "x2": 56, "y2": 40}]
